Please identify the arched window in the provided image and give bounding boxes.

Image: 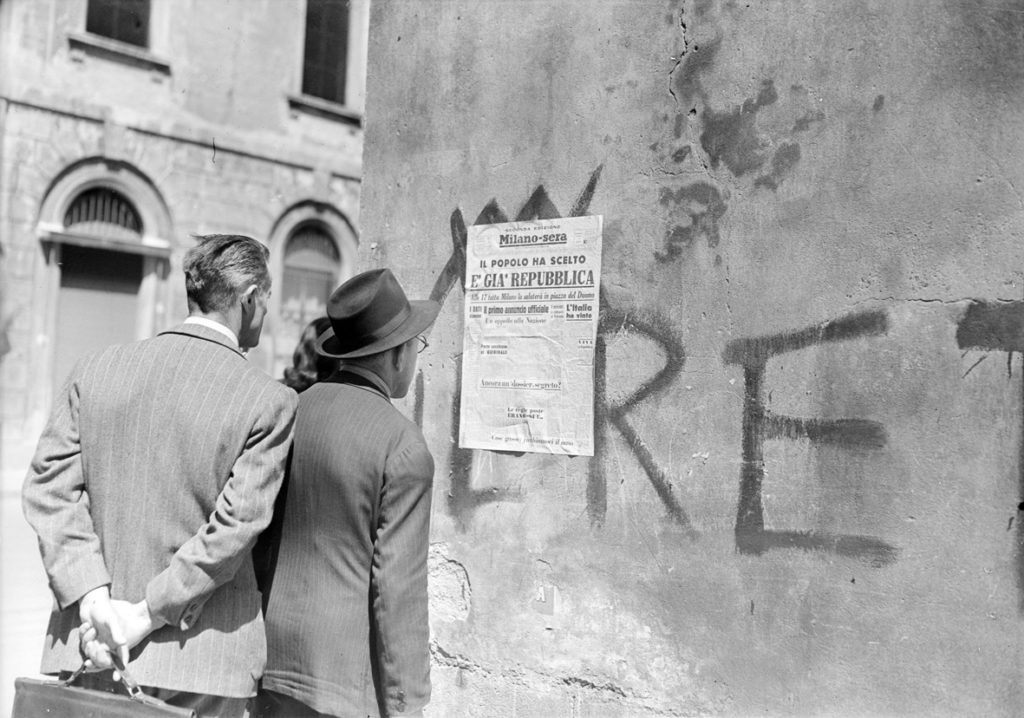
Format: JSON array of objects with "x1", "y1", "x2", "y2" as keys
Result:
[
  {"x1": 63, "y1": 187, "x2": 143, "y2": 240},
  {"x1": 280, "y1": 222, "x2": 340, "y2": 331}
]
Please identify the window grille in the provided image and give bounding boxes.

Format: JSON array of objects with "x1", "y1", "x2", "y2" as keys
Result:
[
  {"x1": 302, "y1": 0, "x2": 349, "y2": 105},
  {"x1": 282, "y1": 223, "x2": 340, "y2": 329},
  {"x1": 86, "y1": 0, "x2": 150, "y2": 48},
  {"x1": 63, "y1": 187, "x2": 143, "y2": 242}
]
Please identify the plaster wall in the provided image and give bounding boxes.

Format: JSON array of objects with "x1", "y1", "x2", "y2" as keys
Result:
[{"x1": 362, "y1": 1, "x2": 1024, "y2": 715}]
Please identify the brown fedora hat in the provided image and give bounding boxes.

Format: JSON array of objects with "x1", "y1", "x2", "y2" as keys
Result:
[{"x1": 316, "y1": 268, "x2": 440, "y2": 359}]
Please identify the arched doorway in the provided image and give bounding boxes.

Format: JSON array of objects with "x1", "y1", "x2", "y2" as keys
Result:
[
  {"x1": 52, "y1": 188, "x2": 147, "y2": 391},
  {"x1": 35, "y1": 158, "x2": 173, "y2": 403}
]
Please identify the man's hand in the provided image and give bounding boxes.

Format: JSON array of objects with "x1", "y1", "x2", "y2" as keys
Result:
[
  {"x1": 79, "y1": 590, "x2": 158, "y2": 671},
  {"x1": 78, "y1": 586, "x2": 128, "y2": 670},
  {"x1": 109, "y1": 599, "x2": 158, "y2": 650}
]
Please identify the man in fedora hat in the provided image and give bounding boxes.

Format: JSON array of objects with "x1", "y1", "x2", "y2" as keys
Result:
[{"x1": 257, "y1": 268, "x2": 440, "y2": 718}]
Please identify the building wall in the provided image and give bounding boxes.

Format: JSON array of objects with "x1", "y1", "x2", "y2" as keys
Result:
[
  {"x1": 362, "y1": 1, "x2": 1024, "y2": 716},
  {"x1": 0, "y1": 0, "x2": 367, "y2": 479}
]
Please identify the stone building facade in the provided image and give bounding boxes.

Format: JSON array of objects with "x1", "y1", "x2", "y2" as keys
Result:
[{"x1": 0, "y1": 0, "x2": 367, "y2": 481}]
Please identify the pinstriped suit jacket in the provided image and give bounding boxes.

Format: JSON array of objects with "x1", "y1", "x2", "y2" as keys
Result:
[
  {"x1": 22, "y1": 323, "x2": 297, "y2": 698},
  {"x1": 262, "y1": 369, "x2": 433, "y2": 717}
]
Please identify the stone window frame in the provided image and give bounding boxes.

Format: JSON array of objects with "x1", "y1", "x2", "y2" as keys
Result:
[
  {"x1": 286, "y1": 0, "x2": 369, "y2": 126},
  {"x1": 67, "y1": 0, "x2": 172, "y2": 75}
]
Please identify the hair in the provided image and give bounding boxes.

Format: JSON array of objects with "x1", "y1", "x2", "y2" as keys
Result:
[
  {"x1": 183, "y1": 234, "x2": 271, "y2": 314},
  {"x1": 282, "y1": 317, "x2": 340, "y2": 393}
]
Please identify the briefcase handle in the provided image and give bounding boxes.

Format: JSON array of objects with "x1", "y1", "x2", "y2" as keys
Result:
[{"x1": 62, "y1": 653, "x2": 178, "y2": 709}]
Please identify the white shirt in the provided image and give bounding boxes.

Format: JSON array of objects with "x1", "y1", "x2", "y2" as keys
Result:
[{"x1": 184, "y1": 316, "x2": 239, "y2": 348}]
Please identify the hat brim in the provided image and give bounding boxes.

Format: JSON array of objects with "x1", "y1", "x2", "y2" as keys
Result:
[{"x1": 315, "y1": 299, "x2": 441, "y2": 359}]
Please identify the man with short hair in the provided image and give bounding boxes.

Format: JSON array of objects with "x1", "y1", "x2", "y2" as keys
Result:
[
  {"x1": 23, "y1": 233, "x2": 297, "y2": 717},
  {"x1": 257, "y1": 268, "x2": 439, "y2": 718}
]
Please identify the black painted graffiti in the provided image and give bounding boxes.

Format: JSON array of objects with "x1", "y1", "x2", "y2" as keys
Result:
[
  {"x1": 424, "y1": 166, "x2": 700, "y2": 534},
  {"x1": 956, "y1": 300, "x2": 1024, "y2": 353},
  {"x1": 423, "y1": 174, "x2": 899, "y2": 565},
  {"x1": 590, "y1": 302, "x2": 697, "y2": 537},
  {"x1": 957, "y1": 300, "x2": 1024, "y2": 611},
  {"x1": 722, "y1": 310, "x2": 898, "y2": 567}
]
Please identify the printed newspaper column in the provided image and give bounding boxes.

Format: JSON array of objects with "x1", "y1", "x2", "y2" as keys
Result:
[{"x1": 459, "y1": 215, "x2": 603, "y2": 455}]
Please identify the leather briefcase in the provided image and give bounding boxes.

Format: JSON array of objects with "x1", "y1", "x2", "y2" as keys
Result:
[{"x1": 13, "y1": 661, "x2": 196, "y2": 718}]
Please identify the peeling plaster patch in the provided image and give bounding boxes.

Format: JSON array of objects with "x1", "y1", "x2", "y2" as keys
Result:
[
  {"x1": 429, "y1": 543, "x2": 472, "y2": 622},
  {"x1": 754, "y1": 142, "x2": 801, "y2": 191},
  {"x1": 700, "y1": 79, "x2": 778, "y2": 176}
]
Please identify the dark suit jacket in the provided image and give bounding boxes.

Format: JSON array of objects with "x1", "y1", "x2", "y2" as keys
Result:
[
  {"x1": 22, "y1": 323, "x2": 297, "y2": 697},
  {"x1": 262, "y1": 368, "x2": 433, "y2": 717}
]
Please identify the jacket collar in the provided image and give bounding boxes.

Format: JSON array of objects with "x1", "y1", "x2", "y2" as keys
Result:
[
  {"x1": 329, "y1": 365, "x2": 391, "y2": 399},
  {"x1": 159, "y1": 322, "x2": 245, "y2": 357}
]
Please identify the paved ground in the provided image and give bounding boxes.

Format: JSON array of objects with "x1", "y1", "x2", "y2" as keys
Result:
[{"x1": 1, "y1": 481, "x2": 50, "y2": 718}]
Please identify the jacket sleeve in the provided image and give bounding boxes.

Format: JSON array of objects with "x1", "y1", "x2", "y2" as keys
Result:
[
  {"x1": 371, "y1": 432, "x2": 434, "y2": 716},
  {"x1": 22, "y1": 362, "x2": 111, "y2": 610},
  {"x1": 144, "y1": 383, "x2": 298, "y2": 629}
]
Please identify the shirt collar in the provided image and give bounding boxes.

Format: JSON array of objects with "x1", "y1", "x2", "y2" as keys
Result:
[{"x1": 183, "y1": 316, "x2": 239, "y2": 348}]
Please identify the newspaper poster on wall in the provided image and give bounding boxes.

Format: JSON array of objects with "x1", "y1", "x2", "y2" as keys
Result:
[{"x1": 458, "y1": 214, "x2": 603, "y2": 455}]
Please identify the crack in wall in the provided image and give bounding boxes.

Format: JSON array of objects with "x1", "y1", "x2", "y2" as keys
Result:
[
  {"x1": 846, "y1": 296, "x2": 1022, "y2": 309},
  {"x1": 668, "y1": 8, "x2": 688, "y2": 104},
  {"x1": 429, "y1": 640, "x2": 698, "y2": 716}
]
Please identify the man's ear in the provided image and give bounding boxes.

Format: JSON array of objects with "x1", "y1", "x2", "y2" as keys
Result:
[
  {"x1": 240, "y1": 284, "x2": 259, "y2": 309},
  {"x1": 391, "y1": 342, "x2": 407, "y2": 370}
]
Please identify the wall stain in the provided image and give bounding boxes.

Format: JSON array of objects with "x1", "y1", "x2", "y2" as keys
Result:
[
  {"x1": 655, "y1": 182, "x2": 727, "y2": 262},
  {"x1": 723, "y1": 309, "x2": 897, "y2": 567},
  {"x1": 754, "y1": 142, "x2": 801, "y2": 191},
  {"x1": 872, "y1": 95, "x2": 885, "y2": 112},
  {"x1": 700, "y1": 79, "x2": 778, "y2": 176},
  {"x1": 672, "y1": 35, "x2": 721, "y2": 106},
  {"x1": 793, "y1": 110, "x2": 825, "y2": 132}
]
